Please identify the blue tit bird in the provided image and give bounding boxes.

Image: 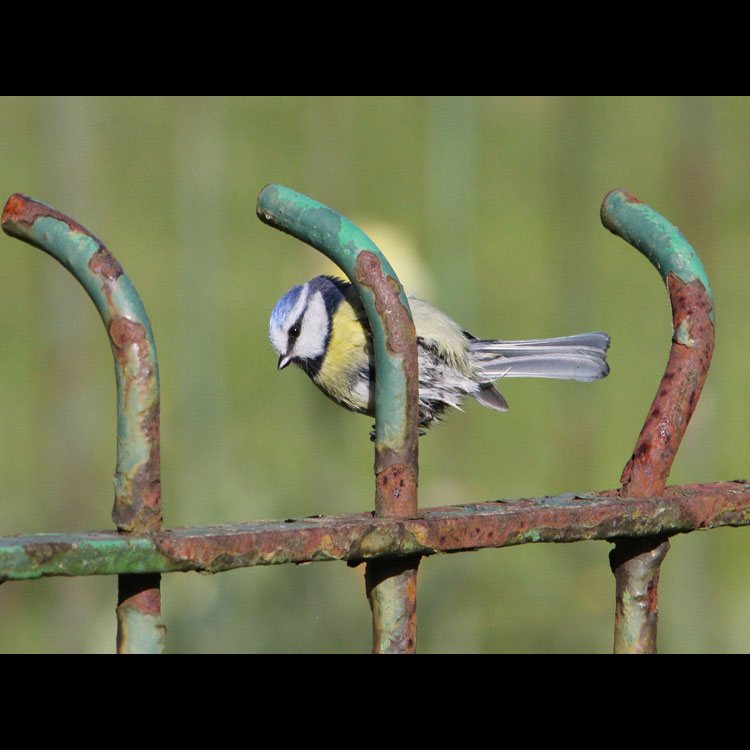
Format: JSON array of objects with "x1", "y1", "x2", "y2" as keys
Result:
[{"x1": 269, "y1": 275, "x2": 610, "y2": 429}]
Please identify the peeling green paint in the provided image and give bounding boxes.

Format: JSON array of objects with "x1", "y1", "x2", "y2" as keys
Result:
[
  {"x1": 601, "y1": 189, "x2": 714, "y2": 321},
  {"x1": 117, "y1": 608, "x2": 166, "y2": 654},
  {"x1": 1, "y1": 195, "x2": 161, "y2": 533},
  {"x1": 2, "y1": 194, "x2": 164, "y2": 653}
]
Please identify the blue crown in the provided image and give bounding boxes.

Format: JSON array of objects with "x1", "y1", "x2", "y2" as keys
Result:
[{"x1": 270, "y1": 284, "x2": 303, "y2": 330}]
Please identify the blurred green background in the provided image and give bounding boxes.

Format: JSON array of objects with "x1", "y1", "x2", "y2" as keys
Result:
[{"x1": 0, "y1": 96, "x2": 747, "y2": 653}]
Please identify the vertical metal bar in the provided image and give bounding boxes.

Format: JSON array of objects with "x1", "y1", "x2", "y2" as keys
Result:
[
  {"x1": 601, "y1": 188, "x2": 715, "y2": 653},
  {"x1": 257, "y1": 185, "x2": 420, "y2": 653},
  {"x1": 116, "y1": 573, "x2": 164, "y2": 654},
  {"x1": 365, "y1": 554, "x2": 419, "y2": 654},
  {"x1": 609, "y1": 537, "x2": 669, "y2": 654},
  {"x1": 1, "y1": 194, "x2": 165, "y2": 653}
]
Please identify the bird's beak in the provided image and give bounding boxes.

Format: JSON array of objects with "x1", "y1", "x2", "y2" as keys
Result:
[{"x1": 277, "y1": 354, "x2": 292, "y2": 370}]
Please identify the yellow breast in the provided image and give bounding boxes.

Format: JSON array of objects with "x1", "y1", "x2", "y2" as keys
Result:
[{"x1": 314, "y1": 295, "x2": 372, "y2": 412}]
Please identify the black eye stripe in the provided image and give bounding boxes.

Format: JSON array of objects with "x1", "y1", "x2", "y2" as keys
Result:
[{"x1": 288, "y1": 316, "x2": 303, "y2": 345}]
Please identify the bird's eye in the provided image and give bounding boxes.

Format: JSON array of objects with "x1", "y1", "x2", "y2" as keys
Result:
[{"x1": 289, "y1": 323, "x2": 301, "y2": 338}]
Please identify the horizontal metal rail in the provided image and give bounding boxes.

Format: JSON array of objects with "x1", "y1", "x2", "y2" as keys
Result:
[{"x1": 2, "y1": 481, "x2": 747, "y2": 579}]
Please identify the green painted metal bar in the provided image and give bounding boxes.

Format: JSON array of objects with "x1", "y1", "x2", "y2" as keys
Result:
[
  {"x1": 601, "y1": 189, "x2": 713, "y2": 314},
  {"x1": 117, "y1": 573, "x2": 165, "y2": 654},
  {"x1": 1, "y1": 194, "x2": 164, "y2": 654},
  {"x1": 1, "y1": 195, "x2": 162, "y2": 533},
  {"x1": 2, "y1": 481, "x2": 748, "y2": 581},
  {"x1": 601, "y1": 189, "x2": 715, "y2": 654},
  {"x1": 609, "y1": 537, "x2": 669, "y2": 654},
  {"x1": 257, "y1": 185, "x2": 420, "y2": 653}
]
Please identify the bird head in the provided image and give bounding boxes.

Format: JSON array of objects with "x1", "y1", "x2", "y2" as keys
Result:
[{"x1": 269, "y1": 276, "x2": 346, "y2": 375}]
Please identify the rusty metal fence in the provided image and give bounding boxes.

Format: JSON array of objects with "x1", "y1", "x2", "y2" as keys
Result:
[{"x1": 0, "y1": 185, "x2": 745, "y2": 653}]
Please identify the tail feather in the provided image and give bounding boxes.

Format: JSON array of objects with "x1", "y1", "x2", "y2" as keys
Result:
[
  {"x1": 473, "y1": 383, "x2": 509, "y2": 411},
  {"x1": 471, "y1": 332, "x2": 610, "y2": 383}
]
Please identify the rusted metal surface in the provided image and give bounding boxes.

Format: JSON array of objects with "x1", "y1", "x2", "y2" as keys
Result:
[
  {"x1": 2, "y1": 193, "x2": 164, "y2": 654},
  {"x1": 366, "y1": 555, "x2": 420, "y2": 654},
  {"x1": 610, "y1": 536, "x2": 670, "y2": 654},
  {"x1": 3, "y1": 481, "x2": 749, "y2": 580},
  {"x1": 1, "y1": 194, "x2": 162, "y2": 534},
  {"x1": 601, "y1": 189, "x2": 715, "y2": 497},
  {"x1": 116, "y1": 573, "x2": 166, "y2": 654},
  {"x1": 352, "y1": 247, "x2": 418, "y2": 652},
  {"x1": 374, "y1": 464, "x2": 419, "y2": 520},
  {"x1": 619, "y1": 275, "x2": 714, "y2": 496},
  {"x1": 601, "y1": 188, "x2": 716, "y2": 654},
  {"x1": 354, "y1": 249, "x2": 419, "y2": 516},
  {"x1": 2, "y1": 192, "x2": 95, "y2": 237}
]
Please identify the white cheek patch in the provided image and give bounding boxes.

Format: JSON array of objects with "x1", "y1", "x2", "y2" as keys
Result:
[{"x1": 293, "y1": 290, "x2": 328, "y2": 360}]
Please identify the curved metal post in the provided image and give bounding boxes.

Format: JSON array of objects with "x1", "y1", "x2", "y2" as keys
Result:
[
  {"x1": 1, "y1": 194, "x2": 164, "y2": 653},
  {"x1": 601, "y1": 188, "x2": 715, "y2": 653},
  {"x1": 257, "y1": 185, "x2": 420, "y2": 653}
]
